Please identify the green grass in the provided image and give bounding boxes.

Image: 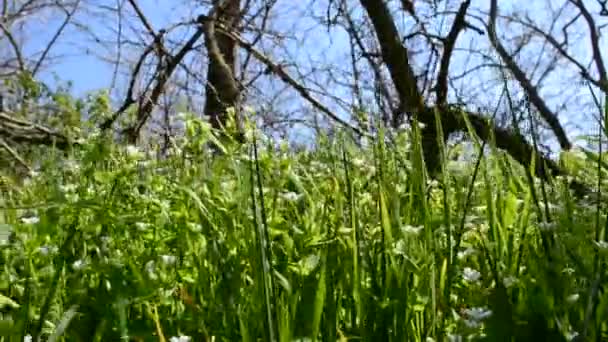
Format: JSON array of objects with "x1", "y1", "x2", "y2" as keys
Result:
[{"x1": 1, "y1": 114, "x2": 608, "y2": 341}]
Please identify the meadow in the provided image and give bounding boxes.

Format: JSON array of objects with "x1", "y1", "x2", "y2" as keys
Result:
[{"x1": 1, "y1": 112, "x2": 607, "y2": 341}]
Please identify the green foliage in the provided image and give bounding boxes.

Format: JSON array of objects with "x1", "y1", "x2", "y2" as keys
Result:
[{"x1": 1, "y1": 113, "x2": 608, "y2": 342}]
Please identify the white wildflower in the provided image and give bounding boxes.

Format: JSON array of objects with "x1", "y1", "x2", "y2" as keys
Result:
[
  {"x1": 23, "y1": 335, "x2": 32, "y2": 342},
  {"x1": 20, "y1": 216, "x2": 40, "y2": 225},
  {"x1": 59, "y1": 183, "x2": 77, "y2": 193},
  {"x1": 38, "y1": 245, "x2": 57, "y2": 256},
  {"x1": 63, "y1": 159, "x2": 80, "y2": 173},
  {"x1": 457, "y1": 247, "x2": 477, "y2": 260},
  {"x1": 352, "y1": 158, "x2": 365, "y2": 168},
  {"x1": 503, "y1": 276, "x2": 518, "y2": 288},
  {"x1": 464, "y1": 307, "x2": 492, "y2": 321},
  {"x1": 462, "y1": 307, "x2": 492, "y2": 328},
  {"x1": 280, "y1": 191, "x2": 302, "y2": 202},
  {"x1": 220, "y1": 180, "x2": 235, "y2": 192},
  {"x1": 562, "y1": 267, "x2": 575, "y2": 275},
  {"x1": 169, "y1": 336, "x2": 191, "y2": 342},
  {"x1": 417, "y1": 121, "x2": 426, "y2": 129},
  {"x1": 473, "y1": 205, "x2": 487, "y2": 213},
  {"x1": 427, "y1": 179, "x2": 439, "y2": 188},
  {"x1": 566, "y1": 293, "x2": 579, "y2": 304},
  {"x1": 594, "y1": 240, "x2": 608, "y2": 250},
  {"x1": 72, "y1": 259, "x2": 85, "y2": 271},
  {"x1": 401, "y1": 225, "x2": 423, "y2": 236},
  {"x1": 393, "y1": 240, "x2": 407, "y2": 256},
  {"x1": 135, "y1": 222, "x2": 151, "y2": 231},
  {"x1": 187, "y1": 222, "x2": 202, "y2": 232},
  {"x1": 125, "y1": 145, "x2": 144, "y2": 159},
  {"x1": 0, "y1": 227, "x2": 10, "y2": 246},
  {"x1": 463, "y1": 267, "x2": 481, "y2": 283},
  {"x1": 565, "y1": 329, "x2": 579, "y2": 341},
  {"x1": 145, "y1": 260, "x2": 157, "y2": 280},
  {"x1": 160, "y1": 255, "x2": 177, "y2": 265}
]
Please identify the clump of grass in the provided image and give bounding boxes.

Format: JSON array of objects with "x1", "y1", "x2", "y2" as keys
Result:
[{"x1": 1, "y1": 109, "x2": 607, "y2": 341}]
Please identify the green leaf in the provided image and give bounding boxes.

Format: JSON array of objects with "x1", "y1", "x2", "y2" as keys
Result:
[{"x1": 0, "y1": 293, "x2": 19, "y2": 310}]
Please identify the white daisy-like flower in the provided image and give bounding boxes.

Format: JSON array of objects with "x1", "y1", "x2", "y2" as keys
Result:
[
  {"x1": 503, "y1": 276, "x2": 518, "y2": 288},
  {"x1": 280, "y1": 191, "x2": 302, "y2": 202},
  {"x1": 38, "y1": 245, "x2": 57, "y2": 256},
  {"x1": 20, "y1": 216, "x2": 40, "y2": 225},
  {"x1": 565, "y1": 329, "x2": 579, "y2": 341},
  {"x1": 594, "y1": 240, "x2": 608, "y2": 250},
  {"x1": 457, "y1": 247, "x2": 477, "y2": 260},
  {"x1": 125, "y1": 145, "x2": 144, "y2": 159},
  {"x1": 566, "y1": 293, "x2": 579, "y2": 304},
  {"x1": 401, "y1": 225, "x2": 423, "y2": 236},
  {"x1": 135, "y1": 222, "x2": 151, "y2": 231},
  {"x1": 160, "y1": 255, "x2": 177, "y2": 265},
  {"x1": 59, "y1": 183, "x2": 77, "y2": 193},
  {"x1": 463, "y1": 267, "x2": 481, "y2": 283},
  {"x1": 462, "y1": 307, "x2": 492, "y2": 328},
  {"x1": 464, "y1": 307, "x2": 492, "y2": 321},
  {"x1": 145, "y1": 260, "x2": 157, "y2": 280},
  {"x1": 72, "y1": 259, "x2": 85, "y2": 271}
]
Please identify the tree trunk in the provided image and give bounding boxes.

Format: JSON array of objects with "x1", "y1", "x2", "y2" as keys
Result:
[{"x1": 203, "y1": 0, "x2": 243, "y2": 142}]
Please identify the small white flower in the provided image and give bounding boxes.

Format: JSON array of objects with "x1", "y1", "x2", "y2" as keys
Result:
[
  {"x1": 473, "y1": 205, "x2": 486, "y2": 213},
  {"x1": 503, "y1": 276, "x2": 518, "y2": 288},
  {"x1": 417, "y1": 121, "x2": 427, "y2": 129},
  {"x1": 462, "y1": 307, "x2": 492, "y2": 327},
  {"x1": 280, "y1": 191, "x2": 302, "y2": 202},
  {"x1": 63, "y1": 159, "x2": 80, "y2": 173},
  {"x1": 125, "y1": 145, "x2": 144, "y2": 159},
  {"x1": 169, "y1": 336, "x2": 191, "y2": 342},
  {"x1": 38, "y1": 245, "x2": 57, "y2": 256},
  {"x1": 425, "y1": 338, "x2": 436, "y2": 342},
  {"x1": 562, "y1": 267, "x2": 575, "y2": 275},
  {"x1": 187, "y1": 222, "x2": 202, "y2": 232},
  {"x1": 20, "y1": 216, "x2": 40, "y2": 225},
  {"x1": 463, "y1": 267, "x2": 481, "y2": 283},
  {"x1": 352, "y1": 158, "x2": 365, "y2": 168},
  {"x1": 457, "y1": 247, "x2": 477, "y2": 260},
  {"x1": 402, "y1": 225, "x2": 423, "y2": 235},
  {"x1": 145, "y1": 260, "x2": 157, "y2": 280},
  {"x1": 59, "y1": 183, "x2": 77, "y2": 193},
  {"x1": 135, "y1": 222, "x2": 151, "y2": 231},
  {"x1": 566, "y1": 293, "x2": 579, "y2": 304},
  {"x1": 393, "y1": 240, "x2": 407, "y2": 256},
  {"x1": 594, "y1": 240, "x2": 608, "y2": 250},
  {"x1": 160, "y1": 255, "x2": 177, "y2": 265},
  {"x1": 464, "y1": 307, "x2": 492, "y2": 321},
  {"x1": 23, "y1": 335, "x2": 32, "y2": 342},
  {"x1": 72, "y1": 259, "x2": 85, "y2": 270},
  {"x1": 220, "y1": 180, "x2": 235, "y2": 192},
  {"x1": 427, "y1": 179, "x2": 439, "y2": 188},
  {"x1": 565, "y1": 329, "x2": 579, "y2": 341}
]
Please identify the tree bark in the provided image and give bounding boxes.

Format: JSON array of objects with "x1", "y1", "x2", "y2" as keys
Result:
[{"x1": 203, "y1": 0, "x2": 243, "y2": 142}]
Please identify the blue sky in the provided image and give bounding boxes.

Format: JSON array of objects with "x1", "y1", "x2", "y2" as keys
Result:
[
  {"x1": 27, "y1": 1, "x2": 182, "y2": 96},
  {"x1": 18, "y1": 0, "x2": 607, "y2": 150}
]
